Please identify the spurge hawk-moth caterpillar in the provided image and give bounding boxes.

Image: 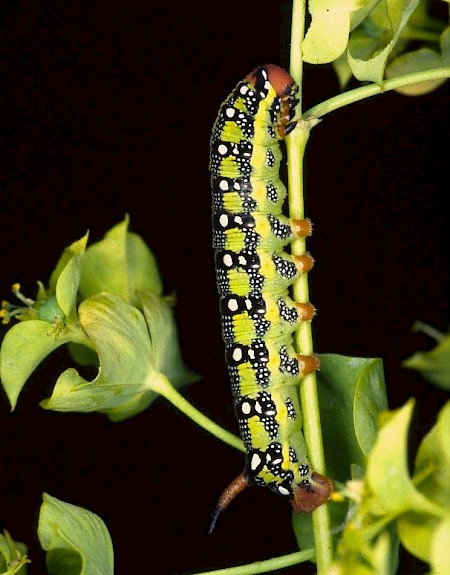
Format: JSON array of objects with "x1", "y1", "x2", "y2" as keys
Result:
[{"x1": 209, "y1": 64, "x2": 333, "y2": 532}]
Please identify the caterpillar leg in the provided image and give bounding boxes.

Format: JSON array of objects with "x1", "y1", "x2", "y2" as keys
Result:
[
  {"x1": 290, "y1": 472, "x2": 334, "y2": 513},
  {"x1": 291, "y1": 218, "x2": 313, "y2": 238},
  {"x1": 294, "y1": 253, "x2": 315, "y2": 274},
  {"x1": 297, "y1": 354, "x2": 320, "y2": 375},
  {"x1": 208, "y1": 473, "x2": 249, "y2": 534},
  {"x1": 296, "y1": 302, "x2": 316, "y2": 321}
]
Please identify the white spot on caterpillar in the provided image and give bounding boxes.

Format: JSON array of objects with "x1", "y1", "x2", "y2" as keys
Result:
[
  {"x1": 223, "y1": 253, "x2": 233, "y2": 267},
  {"x1": 278, "y1": 486, "x2": 290, "y2": 496},
  {"x1": 251, "y1": 453, "x2": 261, "y2": 470},
  {"x1": 218, "y1": 144, "x2": 228, "y2": 155},
  {"x1": 219, "y1": 214, "x2": 229, "y2": 227},
  {"x1": 234, "y1": 216, "x2": 243, "y2": 225},
  {"x1": 272, "y1": 457, "x2": 282, "y2": 465},
  {"x1": 241, "y1": 401, "x2": 252, "y2": 415},
  {"x1": 248, "y1": 349, "x2": 255, "y2": 360},
  {"x1": 219, "y1": 179, "x2": 229, "y2": 191},
  {"x1": 238, "y1": 255, "x2": 247, "y2": 266},
  {"x1": 255, "y1": 402, "x2": 262, "y2": 414},
  {"x1": 232, "y1": 347, "x2": 243, "y2": 362},
  {"x1": 226, "y1": 107, "x2": 235, "y2": 118},
  {"x1": 228, "y1": 298, "x2": 239, "y2": 312},
  {"x1": 244, "y1": 298, "x2": 252, "y2": 310},
  {"x1": 240, "y1": 85, "x2": 249, "y2": 95}
]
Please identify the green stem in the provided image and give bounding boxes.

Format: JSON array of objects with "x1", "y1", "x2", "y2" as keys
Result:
[
  {"x1": 288, "y1": 0, "x2": 334, "y2": 573},
  {"x1": 289, "y1": 0, "x2": 306, "y2": 107},
  {"x1": 152, "y1": 376, "x2": 245, "y2": 453},
  {"x1": 192, "y1": 548, "x2": 315, "y2": 575},
  {"x1": 401, "y1": 26, "x2": 441, "y2": 43},
  {"x1": 412, "y1": 321, "x2": 446, "y2": 343},
  {"x1": 304, "y1": 67, "x2": 450, "y2": 120}
]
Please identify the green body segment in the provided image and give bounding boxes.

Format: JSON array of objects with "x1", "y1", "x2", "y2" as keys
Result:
[{"x1": 210, "y1": 65, "x2": 316, "y2": 500}]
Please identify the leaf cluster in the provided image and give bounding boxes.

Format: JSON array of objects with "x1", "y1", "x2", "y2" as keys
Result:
[
  {"x1": 0, "y1": 494, "x2": 113, "y2": 575},
  {"x1": 403, "y1": 322, "x2": 450, "y2": 391},
  {"x1": 302, "y1": 0, "x2": 450, "y2": 92},
  {"x1": 0, "y1": 216, "x2": 197, "y2": 421},
  {"x1": 292, "y1": 355, "x2": 450, "y2": 575},
  {"x1": 326, "y1": 399, "x2": 450, "y2": 575}
]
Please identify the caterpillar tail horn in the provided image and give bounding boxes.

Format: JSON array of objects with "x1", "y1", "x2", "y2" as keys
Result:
[{"x1": 208, "y1": 473, "x2": 249, "y2": 534}]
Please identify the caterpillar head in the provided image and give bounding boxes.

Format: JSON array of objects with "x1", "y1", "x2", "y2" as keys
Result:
[
  {"x1": 245, "y1": 64, "x2": 297, "y2": 98},
  {"x1": 245, "y1": 64, "x2": 299, "y2": 138}
]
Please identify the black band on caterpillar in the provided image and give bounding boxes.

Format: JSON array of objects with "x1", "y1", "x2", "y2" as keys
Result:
[{"x1": 209, "y1": 64, "x2": 333, "y2": 532}]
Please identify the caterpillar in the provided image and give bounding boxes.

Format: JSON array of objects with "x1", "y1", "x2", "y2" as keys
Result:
[{"x1": 209, "y1": 64, "x2": 333, "y2": 532}]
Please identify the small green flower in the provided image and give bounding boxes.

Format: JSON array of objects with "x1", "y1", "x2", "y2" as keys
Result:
[
  {"x1": 0, "y1": 528, "x2": 30, "y2": 575},
  {"x1": 1, "y1": 283, "x2": 40, "y2": 324}
]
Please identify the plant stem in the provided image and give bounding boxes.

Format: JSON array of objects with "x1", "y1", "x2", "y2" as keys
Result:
[
  {"x1": 152, "y1": 376, "x2": 245, "y2": 452},
  {"x1": 304, "y1": 67, "x2": 450, "y2": 120},
  {"x1": 401, "y1": 26, "x2": 441, "y2": 43},
  {"x1": 412, "y1": 321, "x2": 445, "y2": 343},
  {"x1": 288, "y1": 0, "x2": 334, "y2": 572},
  {"x1": 289, "y1": 0, "x2": 306, "y2": 100},
  {"x1": 193, "y1": 548, "x2": 315, "y2": 575}
]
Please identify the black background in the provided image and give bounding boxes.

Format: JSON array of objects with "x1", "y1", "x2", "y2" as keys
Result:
[{"x1": 2, "y1": 1, "x2": 449, "y2": 573}]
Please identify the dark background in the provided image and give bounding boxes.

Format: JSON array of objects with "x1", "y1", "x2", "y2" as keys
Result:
[{"x1": 2, "y1": 1, "x2": 449, "y2": 573}]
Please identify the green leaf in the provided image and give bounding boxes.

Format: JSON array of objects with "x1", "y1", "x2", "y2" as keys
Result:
[
  {"x1": 348, "y1": 0, "x2": 421, "y2": 84},
  {"x1": 54, "y1": 234, "x2": 88, "y2": 321},
  {"x1": 371, "y1": 530, "x2": 396, "y2": 575},
  {"x1": 317, "y1": 354, "x2": 387, "y2": 482},
  {"x1": 429, "y1": 517, "x2": 450, "y2": 575},
  {"x1": 0, "y1": 321, "x2": 70, "y2": 410},
  {"x1": 47, "y1": 233, "x2": 88, "y2": 315},
  {"x1": 332, "y1": 51, "x2": 354, "y2": 88},
  {"x1": 78, "y1": 215, "x2": 163, "y2": 306},
  {"x1": 397, "y1": 511, "x2": 441, "y2": 563},
  {"x1": 138, "y1": 291, "x2": 199, "y2": 388},
  {"x1": 353, "y1": 358, "x2": 389, "y2": 458},
  {"x1": 403, "y1": 330, "x2": 450, "y2": 390},
  {"x1": 386, "y1": 26, "x2": 450, "y2": 95},
  {"x1": 293, "y1": 355, "x2": 387, "y2": 552},
  {"x1": 414, "y1": 401, "x2": 450, "y2": 509},
  {"x1": 38, "y1": 493, "x2": 113, "y2": 575},
  {"x1": 302, "y1": 0, "x2": 378, "y2": 64},
  {"x1": 398, "y1": 405, "x2": 450, "y2": 561},
  {"x1": 40, "y1": 293, "x2": 163, "y2": 420},
  {"x1": 366, "y1": 400, "x2": 440, "y2": 517},
  {"x1": 40, "y1": 292, "x2": 192, "y2": 421}
]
